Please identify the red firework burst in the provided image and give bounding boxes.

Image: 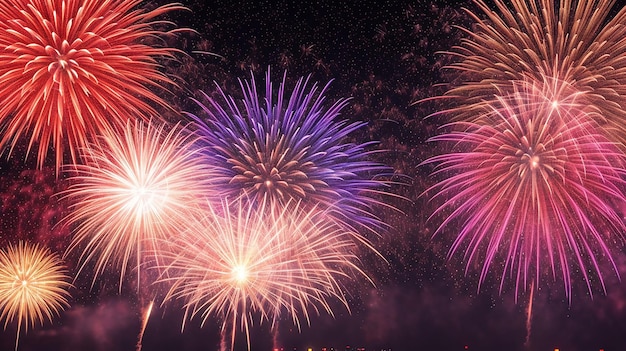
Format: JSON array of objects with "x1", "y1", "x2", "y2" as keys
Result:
[
  {"x1": 0, "y1": 0, "x2": 184, "y2": 171},
  {"x1": 424, "y1": 78, "x2": 626, "y2": 299}
]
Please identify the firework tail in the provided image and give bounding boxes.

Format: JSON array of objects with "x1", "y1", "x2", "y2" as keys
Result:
[
  {"x1": 136, "y1": 300, "x2": 154, "y2": 351},
  {"x1": 524, "y1": 281, "x2": 534, "y2": 350},
  {"x1": 273, "y1": 327, "x2": 280, "y2": 350}
]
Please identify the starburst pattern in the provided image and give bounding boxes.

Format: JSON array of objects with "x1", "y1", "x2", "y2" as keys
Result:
[
  {"x1": 64, "y1": 120, "x2": 213, "y2": 287},
  {"x1": 158, "y1": 198, "x2": 368, "y2": 350},
  {"x1": 424, "y1": 78, "x2": 626, "y2": 299},
  {"x1": 0, "y1": 0, "x2": 185, "y2": 170},
  {"x1": 0, "y1": 241, "x2": 70, "y2": 349},
  {"x1": 189, "y1": 70, "x2": 395, "y2": 234},
  {"x1": 442, "y1": 0, "x2": 626, "y2": 140}
]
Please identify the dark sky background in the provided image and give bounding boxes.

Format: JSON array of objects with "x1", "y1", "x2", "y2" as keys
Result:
[{"x1": 2, "y1": 0, "x2": 626, "y2": 350}]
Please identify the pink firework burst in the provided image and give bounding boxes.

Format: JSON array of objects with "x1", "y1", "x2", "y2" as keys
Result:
[
  {"x1": 63, "y1": 120, "x2": 213, "y2": 288},
  {"x1": 0, "y1": 0, "x2": 185, "y2": 171},
  {"x1": 424, "y1": 78, "x2": 626, "y2": 299},
  {"x1": 158, "y1": 198, "x2": 368, "y2": 350}
]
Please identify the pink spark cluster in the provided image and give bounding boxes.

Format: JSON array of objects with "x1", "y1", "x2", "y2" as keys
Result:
[
  {"x1": 426, "y1": 0, "x2": 626, "y2": 299},
  {"x1": 158, "y1": 198, "x2": 367, "y2": 350},
  {"x1": 427, "y1": 76, "x2": 626, "y2": 298},
  {"x1": 63, "y1": 120, "x2": 214, "y2": 288}
]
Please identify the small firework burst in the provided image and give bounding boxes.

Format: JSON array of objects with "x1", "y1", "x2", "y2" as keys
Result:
[
  {"x1": 0, "y1": 0, "x2": 185, "y2": 171},
  {"x1": 0, "y1": 241, "x2": 71, "y2": 349},
  {"x1": 441, "y1": 0, "x2": 626, "y2": 140},
  {"x1": 63, "y1": 120, "x2": 213, "y2": 287},
  {"x1": 189, "y1": 70, "x2": 394, "y2": 234},
  {"x1": 424, "y1": 78, "x2": 626, "y2": 299},
  {"x1": 158, "y1": 198, "x2": 368, "y2": 350}
]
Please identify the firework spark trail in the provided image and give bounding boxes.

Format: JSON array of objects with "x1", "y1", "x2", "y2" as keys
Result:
[
  {"x1": 219, "y1": 330, "x2": 227, "y2": 351},
  {"x1": 0, "y1": 0, "x2": 185, "y2": 171},
  {"x1": 525, "y1": 281, "x2": 534, "y2": 349},
  {"x1": 63, "y1": 120, "x2": 214, "y2": 289},
  {"x1": 272, "y1": 328, "x2": 280, "y2": 350},
  {"x1": 189, "y1": 70, "x2": 398, "y2": 238},
  {"x1": 136, "y1": 300, "x2": 154, "y2": 351},
  {"x1": 424, "y1": 78, "x2": 626, "y2": 299},
  {"x1": 0, "y1": 241, "x2": 71, "y2": 350},
  {"x1": 158, "y1": 197, "x2": 371, "y2": 350},
  {"x1": 439, "y1": 0, "x2": 626, "y2": 142}
]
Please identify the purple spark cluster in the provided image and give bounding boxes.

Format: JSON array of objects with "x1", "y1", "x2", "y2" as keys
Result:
[{"x1": 188, "y1": 70, "x2": 396, "y2": 235}]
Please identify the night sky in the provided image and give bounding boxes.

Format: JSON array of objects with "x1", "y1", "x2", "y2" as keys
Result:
[{"x1": 2, "y1": 0, "x2": 626, "y2": 350}]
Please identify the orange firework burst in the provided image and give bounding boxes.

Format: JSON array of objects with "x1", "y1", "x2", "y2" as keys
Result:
[
  {"x1": 442, "y1": 0, "x2": 626, "y2": 140},
  {"x1": 64, "y1": 120, "x2": 213, "y2": 288},
  {"x1": 0, "y1": 241, "x2": 71, "y2": 350},
  {"x1": 0, "y1": 0, "x2": 185, "y2": 171},
  {"x1": 158, "y1": 198, "x2": 369, "y2": 350}
]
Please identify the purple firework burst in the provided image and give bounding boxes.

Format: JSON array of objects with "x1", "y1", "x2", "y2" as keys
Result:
[
  {"x1": 424, "y1": 78, "x2": 626, "y2": 299},
  {"x1": 188, "y1": 70, "x2": 395, "y2": 234}
]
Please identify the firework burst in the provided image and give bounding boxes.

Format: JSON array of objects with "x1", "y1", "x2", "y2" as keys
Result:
[
  {"x1": 424, "y1": 78, "x2": 626, "y2": 299},
  {"x1": 158, "y1": 198, "x2": 368, "y2": 350},
  {"x1": 442, "y1": 0, "x2": 626, "y2": 140},
  {"x1": 0, "y1": 241, "x2": 70, "y2": 350},
  {"x1": 0, "y1": 0, "x2": 185, "y2": 171},
  {"x1": 188, "y1": 70, "x2": 395, "y2": 234},
  {"x1": 63, "y1": 120, "x2": 213, "y2": 288}
]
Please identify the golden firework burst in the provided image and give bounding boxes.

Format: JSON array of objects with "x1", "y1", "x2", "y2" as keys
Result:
[{"x1": 0, "y1": 241, "x2": 71, "y2": 349}]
